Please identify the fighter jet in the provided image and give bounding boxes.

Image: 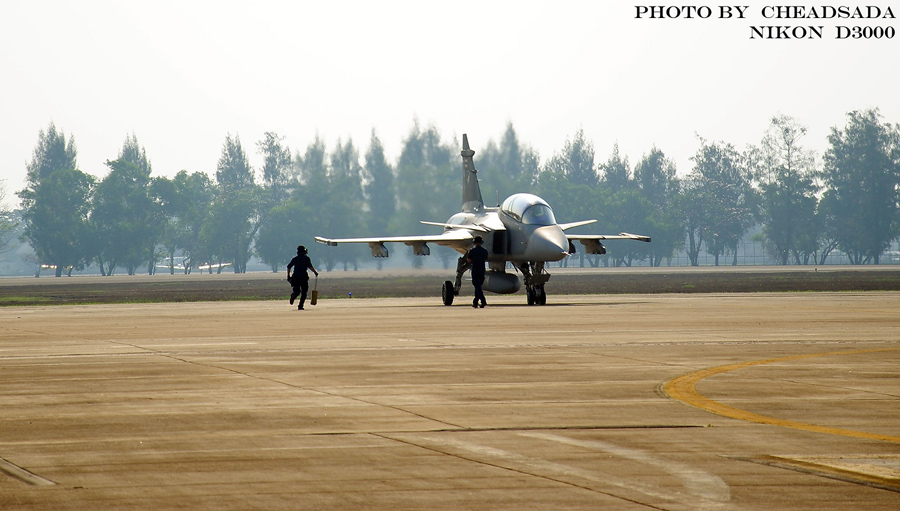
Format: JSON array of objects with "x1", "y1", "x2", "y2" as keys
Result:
[{"x1": 315, "y1": 134, "x2": 650, "y2": 305}]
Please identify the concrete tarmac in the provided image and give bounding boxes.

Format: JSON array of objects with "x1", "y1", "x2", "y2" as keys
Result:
[{"x1": 1, "y1": 292, "x2": 898, "y2": 510}]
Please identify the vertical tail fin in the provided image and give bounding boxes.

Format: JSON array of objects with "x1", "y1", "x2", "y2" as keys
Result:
[{"x1": 461, "y1": 134, "x2": 484, "y2": 213}]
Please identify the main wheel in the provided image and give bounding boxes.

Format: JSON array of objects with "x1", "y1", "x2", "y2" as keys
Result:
[
  {"x1": 442, "y1": 280, "x2": 454, "y2": 306},
  {"x1": 526, "y1": 288, "x2": 535, "y2": 305}
]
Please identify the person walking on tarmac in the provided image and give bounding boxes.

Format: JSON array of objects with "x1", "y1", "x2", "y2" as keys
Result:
[
  {"x1": 287, "y1": 245, "x2": 318, "y2": 310},
  {"x1": 466, "y1": 236, "x2": 489, "y2": 308}
]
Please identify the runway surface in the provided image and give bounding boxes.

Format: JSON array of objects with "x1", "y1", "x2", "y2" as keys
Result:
[{"x1": 1, "y1": 293, "x2": 899, "y2": 510}]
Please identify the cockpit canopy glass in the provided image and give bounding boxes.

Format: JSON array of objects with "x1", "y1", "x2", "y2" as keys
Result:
[{"x1": 500, "y1": 193, "x2": 557, "y2": 225}]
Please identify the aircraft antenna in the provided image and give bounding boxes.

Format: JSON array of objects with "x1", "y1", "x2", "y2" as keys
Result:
[{"x1": 496, "y1": 190, "x2": 500, "y2": 207}]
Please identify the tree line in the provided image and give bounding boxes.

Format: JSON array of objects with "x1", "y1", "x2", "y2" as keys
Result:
[{"x1": 11, "y1": 109, "x2": 900, "y2": 277}]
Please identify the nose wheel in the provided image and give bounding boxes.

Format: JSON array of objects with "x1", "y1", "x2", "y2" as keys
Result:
[
  {"x1": 526, "y1": 285, "x2": 546, "y2": 305},
  {"x1": 517, "y1": 261, "x2": 549, "y2": 306}
]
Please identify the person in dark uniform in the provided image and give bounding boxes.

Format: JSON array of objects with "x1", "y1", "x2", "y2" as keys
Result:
[
  {"x1": 466, "y1": 236, "x2": 489, "y2": 308},
  {"x1": 287, "y1": 245, "x2": 318, "y2": 310}
]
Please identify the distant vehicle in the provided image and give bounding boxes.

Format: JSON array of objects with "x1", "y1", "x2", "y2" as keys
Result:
[
  {"x1": 316, "y1": 134, "x2": 650, "y2": 305},
  {"x1": 36, "y1": 264, "x2": 74, "y2": 277},
  {"x1": 157, "y1": 257, "x2": 232, "y2": 273},
  {"x1": 40, "y1": 264, "x2": 69, "y2": 270}
]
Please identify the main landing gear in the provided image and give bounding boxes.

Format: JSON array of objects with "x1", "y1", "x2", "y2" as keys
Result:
[
  {"x1": 442, "y1": 280, "x2": 455, "y2": 306},
  {"x1": 442, "y1": 255, "x2": 471, "y2": 306}
]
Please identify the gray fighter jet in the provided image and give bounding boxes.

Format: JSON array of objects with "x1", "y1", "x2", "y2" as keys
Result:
[{"x1": 315, "y1": 134, "x2": 650, "y2": 305}]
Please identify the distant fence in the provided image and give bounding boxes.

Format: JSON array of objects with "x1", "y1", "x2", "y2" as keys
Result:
[
  {"x1": 658, "y1": 240, "x2": 900, "y2": 267},
  {"x1": 555, "y1": 240, "x2": 900, "y2": 268}
]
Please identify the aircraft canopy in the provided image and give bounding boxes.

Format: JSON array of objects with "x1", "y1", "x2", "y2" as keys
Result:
[{"x1": 501, "y1": 193, "x2": 557, "y2": 226}]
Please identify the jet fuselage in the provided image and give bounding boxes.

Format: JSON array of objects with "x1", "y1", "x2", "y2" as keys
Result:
[{"x1": 443, "y1": 194, "x2": 569, "y2": 265}]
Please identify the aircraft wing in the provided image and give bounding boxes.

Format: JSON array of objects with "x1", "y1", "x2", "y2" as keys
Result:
[
  {"x1": 566, "y1": 232, "x2": 651, "y2": 255},
  {"x1": 566, "y1": 232, "x2": 651, "y2": 242},
  {"x1": 314, "y1": 229, "x2": 475, "y2": 257},
  {"x1": 559, "y1": 220, "x2": 650, "y2": 254}
]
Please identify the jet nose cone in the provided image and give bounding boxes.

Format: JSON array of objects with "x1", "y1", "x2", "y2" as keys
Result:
[{"x1": 524, "y1": 226, "x2": 569, "y2": 261}]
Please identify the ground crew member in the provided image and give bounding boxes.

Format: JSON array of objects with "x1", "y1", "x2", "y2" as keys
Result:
[
  {"x1": 466, "y1": 236, "x2": 488, "y2": 308},
  {"x1": 287, "y1": 245, "x2": 318, "y2": 310}
]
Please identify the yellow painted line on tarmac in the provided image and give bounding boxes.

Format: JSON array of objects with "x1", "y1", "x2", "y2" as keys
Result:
[{"x1": 663, "y1": 347, "x2": 900, "y2": 444}]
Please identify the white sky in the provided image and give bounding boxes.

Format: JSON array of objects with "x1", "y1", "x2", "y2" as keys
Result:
[{"x1": 2, "y1": 1, "x2": 898, "y2": 208}]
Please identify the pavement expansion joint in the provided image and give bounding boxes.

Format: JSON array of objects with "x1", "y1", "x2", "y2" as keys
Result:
[
  {"x1": 0, "y1": 458, "x2": 57, "y2": 486},
  {"x1": 433, "y1": 424, "x2": 706, "y2": 433},
  {"x1": 730, "y1": 455, "x2": 900, "y2": 493}
]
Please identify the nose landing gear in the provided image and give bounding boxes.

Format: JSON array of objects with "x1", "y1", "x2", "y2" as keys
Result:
[
  {"x1": 516, "y1": 261, "x2": 550, "y2": 306},
  {"x1": 526, "y1": 285, "x2": 546, "y2": 305}
]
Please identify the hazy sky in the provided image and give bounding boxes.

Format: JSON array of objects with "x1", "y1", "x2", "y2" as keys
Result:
[{"x1": 2, "y1": 1, "x2": 897, "y2": 208}]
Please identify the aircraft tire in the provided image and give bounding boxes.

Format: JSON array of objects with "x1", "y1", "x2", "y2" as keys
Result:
[
  {"x1": 526, "y1": 288, "x2": 535, "y2": 305},
  {"x1": 442, "y1": 280, "x2": 454, "y2": 306},
  {"x1": 535, "y1": 286, "x2": 546, "y2": 305}
]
